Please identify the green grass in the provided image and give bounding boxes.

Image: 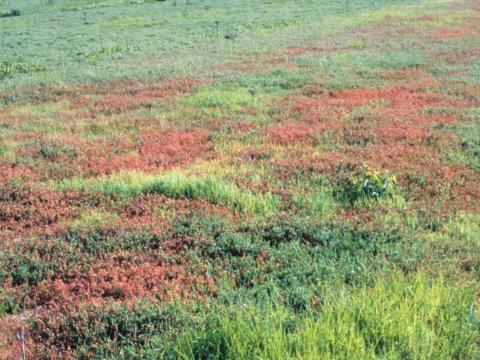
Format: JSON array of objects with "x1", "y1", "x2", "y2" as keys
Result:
[
  {"x1": 60, "y1": 171, "x2": 278, "y2": 216},
  {"x1": 449, "y1": 108, "x2": 480, "y2": 172},
  {"x1": 424, "y1": 213, "x2": 480, "y2": 281},
  {"x1": 173, "y1": 275, "x2": 477, "y2": 360},
  {"x1": 35, "y1": 273, "x2": 478, "y2": 359},
  {"x1": 0, "y1": 59, "x2": 42, "y2": 80},
  {"x1": 292, "y1": 190, "x2": 337, "y2": 218},
  {"x1": 297, "y1": 49, "x2": 431, "y2": 89},
  {"x1": 180, "y1": 85, "x2": 267, "y2": 119},
  {"x1": 172, "y1": 213, "x2": 423, "y2": 309},
  {"x1": 0, "y1": 0, "x2": 427, "y2": 95}
]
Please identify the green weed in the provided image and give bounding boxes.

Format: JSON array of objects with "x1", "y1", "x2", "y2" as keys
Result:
[
  {"x1": 0, "y1": 59, "x2": 41, "y2": 80},
  {"x1": 336, "y1": 168, "x2": 401, "y2": 206}
]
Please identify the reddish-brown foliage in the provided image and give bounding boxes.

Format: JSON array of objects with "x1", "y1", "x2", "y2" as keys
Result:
[
  {"x1": 267, "y1": 122, "x2": 317, "y2": 145},
  {"x1": 75, "y1": 128, "x2": 213, "y2": 176},
  {"x1": 31, "y1": 258, "x2": 213, "y2": 308},
  {"x1": 431, "y1": 22, "x2": 478, "y2": 40},
  {"x1": 73, "y1": 77, "x2": 203, "y2": 114},
  {"x1": 0, "y1": 184, "x2": 79, "y2": 237}
]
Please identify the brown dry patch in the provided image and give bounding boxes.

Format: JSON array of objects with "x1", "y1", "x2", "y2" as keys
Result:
[
  {"x1": 31, "y1": 258, "x2": 212, "y2": 309},
  {"x1": 217, "y1": 44, "x2": 341, "y2": 74},
  {"x1": 416, "y1": 15, "x2": 439, "y2": 22},
  {"x1": 121, "y1": 193, "x2": 235, "y2": 225},
  {"x1": 0, "y1": 164, "x2": 42, "y2": 184},
  {"x1": 295, "y1": 85, "x2": 473, "y2": 126},
  {"x1": 137, "y1": 128, "x2": 212, "y2": 167},
  {"x1": 76, "y1": 128, "x2": 213, "y2": 176},
  {"x1": 90, "y1": 78, "x2": 203, "y2": 114},
  {"x1": 373, "y1": 123, "x2": 430, "y2": 144},
  {"x1": 432, "y1": 26, "x2": 474, "y2": 40},
  {"x1": 0, "y1": 78, "x2": 203, "y2": 117},
  {"x1": 430, "y1": 14, "x2": 480, "y2": 41},
  {"x1": 271, "y1": 150, "x2": 350, "y2": 178},
  {"x1": 216, "y1": 55, "x2": 283, "y2": 74},
  {"x1": 286, "y1": 47, "x2": 318, "y2": 56},
  {"x1": 0, "y1": 184, "x2": 82, "y2": 238},
  {"x1": 0, "y1": 315, "x2": 35, "y2": 360},
  {"x1": 379, "y1": 68, "x2": 433, "y2": 82},
  {"x1": 241, "y1": 146, "x2": 272, "y2": 162},
  {"x1": 267, "y1": 122, "x2": 317, "y2": 145}
]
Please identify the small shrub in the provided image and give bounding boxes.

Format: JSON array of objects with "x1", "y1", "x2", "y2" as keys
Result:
[
  {"x1": 0, "y1": 9, "x2": 21, "y2": 18},
  {"x1": 337, "y1": 168, "x2": 398, "y2": 205}
]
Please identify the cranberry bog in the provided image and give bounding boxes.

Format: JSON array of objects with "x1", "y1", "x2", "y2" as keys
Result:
[{"x1": 1, "y1": 0, "x2": 480, "y2": 358}]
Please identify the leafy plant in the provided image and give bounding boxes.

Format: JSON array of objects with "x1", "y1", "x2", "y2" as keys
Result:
[{"x1": 337, "y1": 168, "x2": 399, "y2": 205}]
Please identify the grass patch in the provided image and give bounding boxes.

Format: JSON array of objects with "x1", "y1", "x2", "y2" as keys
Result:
[
  {"x1": 69, "y1": 209, "x2": 119, "y2": 230},
  {"x1": 450, "y1": 108, "x2": 480, "y2": 172},
  {"x1": 292, "y1": 189, "x2": 337, "y2": 218},
  {"x1": 302, "y1": 50, "x2": 430, "y2": 89},
  {"x1": 60, "y1": 171, "x2": 278, "y2": 216},
  {"x1": 0, "y1": 59, "x2": 42, "y2": 80},
  {"x1": 33, "y1": 273, "x2": 479, "y2": 359},
  {"x1": 173, "y1": 213, "x2": 422, "y2": 309},
  {"x1": 174, "y1": 275, "x2": 477, "y2": 360},
  {"x1": 424, "y1": 213, "x2": 480, "y2": 281},
  {"x1": 226, "y1": 69, "x2": 314, "y2": 95},
  {"x1": 84, "y1": 42, "x2": 138, "y2": 61},
  {"x1": 97, "y1": 16, "x2": 157, "y2": 28}
]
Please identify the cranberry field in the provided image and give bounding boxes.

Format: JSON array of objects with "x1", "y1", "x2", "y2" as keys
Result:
[{"x1": 1, "y1": 0, "x2": 480, "y2": 358}]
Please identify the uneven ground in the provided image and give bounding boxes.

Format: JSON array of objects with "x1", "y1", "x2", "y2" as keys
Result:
[{"x1": 1, "y1": 0, "x2": 480, "y2": 358}]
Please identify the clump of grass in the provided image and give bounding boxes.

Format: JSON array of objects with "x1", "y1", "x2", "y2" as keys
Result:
[
  {"x1": 424, "y1": 213, "x2": 480, "y2": 281},
  {"x1": 84, "y1": 42, "x2": 138, "y2": 61},
  {"x1": 0, "y1": 60, "x2": 41, "y2": 80},
  {"x1": 60, "y1": 171, "x2": 278, "y2": 216},
  {"x1": 182, "y1": 86, "x2": 261, "y2": 114},
  {"x1": 69, "y1": 209, "x2": 119, "y2": 230},
  {"x1": 292, "y1": 190, "x2": 336, "y2": 218},
  {"x1": 0, "y1": 289, "x2": 17, "y2": 316}
]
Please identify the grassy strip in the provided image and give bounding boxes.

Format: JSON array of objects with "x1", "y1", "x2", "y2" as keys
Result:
[{"x1": 60, "y1": 171, "x2": 278, "y2": 216}]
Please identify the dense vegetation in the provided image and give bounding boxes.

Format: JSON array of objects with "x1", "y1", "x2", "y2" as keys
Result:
[{"x1": 1, "y1": 0, "x2": 480, "y2": 358}]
